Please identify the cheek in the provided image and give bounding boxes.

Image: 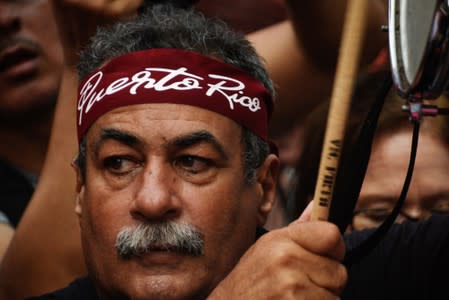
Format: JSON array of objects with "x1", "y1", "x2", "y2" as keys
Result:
[
  {"x1": 188, "y1": 193, "x2": 249, "y2": 279},
  {"x1": 186, "y1": 180, "x2": 250, "y2": 231},
  {"x1": 186, "y1": 179, "x2": 259, "y2": 253},
  {"x1": 26, "y1": 4, "x2": 63, "y2": 64},
  {"x1": 80, "y1": 186, "x2": 132, "y2": 254},
  {"x1": 79, "y1": 188, "x2": 137, "y2": 285}
]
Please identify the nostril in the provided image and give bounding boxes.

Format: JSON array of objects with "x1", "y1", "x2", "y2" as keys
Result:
[
  {"x1": 0, "y1": 11, "x2": 20, "y2": 32},
  {"x1": 130, "y1": 207, "x2": 180, "y2": 223},
  {"x1": 10, "y1": 18, "x2": 19, "y2": 30}
]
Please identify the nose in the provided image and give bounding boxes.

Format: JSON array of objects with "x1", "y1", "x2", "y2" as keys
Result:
[
  {"x1": 0, "y1": 5, "x2": 20, "y2": 34},
  {"x1": 399, "y1": 206, "x2": 431, "y2": 223},
  {"x1": 130, "y1": 162, "x2": 181, "y2": 222}
]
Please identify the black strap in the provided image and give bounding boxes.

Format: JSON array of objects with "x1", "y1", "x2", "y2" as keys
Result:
[
  {"x1": 344, "y1": 120, "x2": 420, "y2": 265},
  {"x1": 329, "y1": 74, "x2": 392, "y2": 233}
]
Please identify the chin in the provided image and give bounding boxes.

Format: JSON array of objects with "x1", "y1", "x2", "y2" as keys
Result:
[
  {"x1": 101, "y1": 273, "x2": 211, "y2": 300},
  {"x1": 115, "y1": 286, "x2": 208, "y2": 300}
]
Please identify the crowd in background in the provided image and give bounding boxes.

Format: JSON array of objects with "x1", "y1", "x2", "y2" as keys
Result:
[{"x1": 2, "y1": 0, "x2": 448, "y2": 299}]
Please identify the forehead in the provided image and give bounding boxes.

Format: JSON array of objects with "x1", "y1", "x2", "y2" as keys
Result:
[
  {"x1": 361, "y1": 129, "x2": 449, "y2": 197},
  {"x1": 86, "y1": 103, "x2": 243, "y2": 147},
  {"x1": 370, "y1": 129, "x2": 449, "y2": 167}
]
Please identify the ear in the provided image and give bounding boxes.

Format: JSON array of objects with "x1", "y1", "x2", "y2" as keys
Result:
[
  {"x1": 255, "y1": 154, "x2": 280, "y2": 226},
  {"x1": 71, "y1": 159, "x2": 85, "y2": 217}
]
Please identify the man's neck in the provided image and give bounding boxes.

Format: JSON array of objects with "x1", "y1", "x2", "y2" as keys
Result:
[{"x1": 0, "y1": 117, "x2": 53, "y2": 175}]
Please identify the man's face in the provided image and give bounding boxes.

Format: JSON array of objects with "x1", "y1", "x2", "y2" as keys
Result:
[
  {"x1": 0, "y1": 0, "x2": 63, "y2": 122},
  {"x1": 355, "y1": 129, "x2": 449, "y2": 229},
  {"x1": 75, "y1": 103, "x2": 277, "y2": 300}
]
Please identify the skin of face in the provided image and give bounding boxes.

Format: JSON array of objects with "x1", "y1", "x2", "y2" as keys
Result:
[
  {"x1": 74, "y1": 103, "x2": 279, "y2": 300},
  {"x1": 356, "y1": 128, "x2": 449, "y2": 228},
  {"x1": 0, "y1": 0, "x2": 63, "y2": 120}
]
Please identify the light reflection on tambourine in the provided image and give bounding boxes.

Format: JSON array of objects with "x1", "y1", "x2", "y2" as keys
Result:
[{"x1": 389, "y1": 0, "x2": 449, "y2": 101}]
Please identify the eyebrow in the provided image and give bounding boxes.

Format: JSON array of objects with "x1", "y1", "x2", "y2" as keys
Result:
[
  {"x1": 91, "y1": 129, "x2": 230, "y2": 160},
  {"x1": 359, "y1": 192, "x2": 449, "y2": 209},
  {"x1": 92, "y1": 128, "x2": 141, "y2": 157},
  {"x1": 357, "y1": 195, "x2": 397, "y2": 207},
  {"x1": 168, "y1": 130, "x2": 229, "y2": 160}
]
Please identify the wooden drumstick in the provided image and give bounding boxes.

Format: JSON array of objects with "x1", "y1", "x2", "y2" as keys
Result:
[{"x1": 311, "y1": 0, "x2": 369, "y2": 221}]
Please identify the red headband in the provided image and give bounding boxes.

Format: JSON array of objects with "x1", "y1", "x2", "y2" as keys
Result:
[{"x1": 77, "y1": 48, "x2": 273, "y2": 144}]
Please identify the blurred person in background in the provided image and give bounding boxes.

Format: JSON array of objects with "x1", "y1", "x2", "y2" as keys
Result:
[
  {"x1": 295, "y1": 71, "x2": 449, "y2": 231},
  {"x1": 350, "y1": 95, "x2": 449, "y2": 231},
  {"x1": 0, "y1": 0, "x2": 63, "y2": 258}
]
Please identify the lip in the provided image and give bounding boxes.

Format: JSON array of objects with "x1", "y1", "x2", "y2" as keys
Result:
[
  {"x1": 134, "y1": 249, "x2": 188, "y2": 267},
  {"x1": 0, "y1": 45, "x2": 39, "y2": 79}
]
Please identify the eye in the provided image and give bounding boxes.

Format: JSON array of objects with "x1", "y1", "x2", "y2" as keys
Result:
[
  {"x1": 364, "y1": 208, "x2": 392, "y2": 222},
  {"x1": 355, "y1": 208, "x2": 392, "y2": 223},
  {"x1": 174, "y1": 155, "x2": 212, "y2": 174},
  {"x1": 103, "y1": 156, "x2": 140, "y2": 175}
]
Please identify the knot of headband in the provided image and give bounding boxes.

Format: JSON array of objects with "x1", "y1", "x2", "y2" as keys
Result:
[{"x1": 77, "y1": 48, "x2": 273, "y2": 144}]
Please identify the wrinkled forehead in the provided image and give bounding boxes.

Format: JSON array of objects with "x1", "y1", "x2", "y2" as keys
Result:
[{"x1": 85, "y1": 102, "x2": 244, "y2": 151}]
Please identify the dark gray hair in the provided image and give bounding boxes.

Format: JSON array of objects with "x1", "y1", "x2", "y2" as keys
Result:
[
  {"x1": 75, "y1": 3, "x2": 272, "y2": 184},
  {"x1": 78, "y1": 3, "x2": 274, "y2": 97}
]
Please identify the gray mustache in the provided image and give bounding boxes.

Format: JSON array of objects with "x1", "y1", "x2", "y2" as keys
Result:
[{"x1": 115, "y1": 222, "x2": 204, "y2": 259}]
